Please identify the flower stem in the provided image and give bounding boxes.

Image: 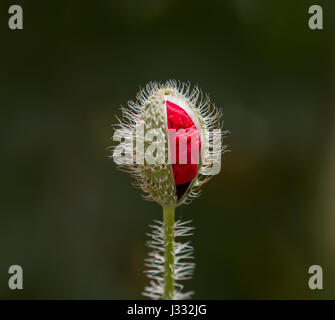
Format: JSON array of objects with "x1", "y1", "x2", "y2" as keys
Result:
[{"x1": 162, "y1": 204, "x2": 175, "y2": 300}]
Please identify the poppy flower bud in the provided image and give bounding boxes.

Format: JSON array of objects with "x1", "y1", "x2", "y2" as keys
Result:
[{"x1": 112, "y1": 80, "x2": 226, "y2": 208}]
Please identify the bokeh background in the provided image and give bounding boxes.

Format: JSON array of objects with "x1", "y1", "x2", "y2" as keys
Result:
[{"x1": 1, "y1": 0, "x2": 334, "y2": 299}]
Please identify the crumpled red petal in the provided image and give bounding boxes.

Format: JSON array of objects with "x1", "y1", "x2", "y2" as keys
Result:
[{"x1": 166, "y1": 100, "x2": 201, "y2": 185}]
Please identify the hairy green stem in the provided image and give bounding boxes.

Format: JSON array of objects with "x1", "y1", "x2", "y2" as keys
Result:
[{"x1": 162, "y1": 205, "x2": 175, "y2": 300}]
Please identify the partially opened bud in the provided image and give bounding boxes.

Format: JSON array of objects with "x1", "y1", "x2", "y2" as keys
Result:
[{"x1": 112, "y1": 80, "x2": 227, "y2": 207}]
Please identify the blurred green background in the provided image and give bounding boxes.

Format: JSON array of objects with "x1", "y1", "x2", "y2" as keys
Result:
[{"x1": 1, "y1": 0, "x2": 334, "y2": 299}]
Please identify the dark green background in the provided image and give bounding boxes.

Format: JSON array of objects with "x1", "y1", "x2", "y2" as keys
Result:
[{"x1": 1, "y1": 0, "x2": 334, "y2": 299}]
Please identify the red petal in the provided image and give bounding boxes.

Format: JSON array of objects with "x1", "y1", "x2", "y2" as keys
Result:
[{"x1": 166, "y1": 100, "x2": 201, "y2": 185}]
